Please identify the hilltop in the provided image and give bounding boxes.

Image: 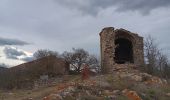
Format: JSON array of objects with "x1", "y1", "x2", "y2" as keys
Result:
[{"x1": 1, "y1": 65, "x2": 170, "y2": 100}]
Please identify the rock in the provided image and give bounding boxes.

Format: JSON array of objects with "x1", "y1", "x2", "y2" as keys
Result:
[
  {"x1": 141, "y1": 73, "x2": 152, "y2": 81},
  {"x1": 122, "y1": 89, "x2": 128, "y2": 94},
  {"x1": 47, "y1": 94, "x2": 62, "y2": 100},
  {"x1": 131, "y1": 75, "x2": 142, "y2": 82},
  {"x1": 67, "y1": 86, "x2": 75, "y2": 92},
  {"x1": 43, "y1": 96, "x2": 49, "y2": 100},
  {"x1": 119, "y1": 72, "x2": 133, "y2": 79},
  {"x1": 166, "y1": 93, "x2": 170, "y2": 97},
  {"x1": 28, "y1": 98, "x2": 33, "y2": 100},
  {"x1": 103, "y1": 90, "x2": 111, "y2": 95},
  {"x1": 104, "y1": 95, "x2": 116, "y2": 100},
  {"x1": 139, "y1": 73, "x2": 167, "y2": 85},
  {"x1": 85, "y1": 90, "x2": 91, "y2": 96},
  {"x1": 122, "y1": 89, "x2": 142, "y2": 100},
  {"x1": 98, "y1": 81, "x2": 111, "y2": 89},
  {"x1": 8, "y1": 92, "x2": 14, "y2": 95},
  {"x1": 112, "y1": 90, "x2": 120, "y2": 94},
  {"x1": 141, "y1": 73, "x2": 152, "y2": 78},
  {"x1": 109, "y1": 95, "x2": 116, "y2": 99},
  {"x1": 144, "y1": 77, "x2": 164, "y2": 85},
  {"x1": 119, "y1": 72, "x2": 142, "y2": 82},
  {"x1": 162, "y1": 79, "x2": 168, "y2": 84}
]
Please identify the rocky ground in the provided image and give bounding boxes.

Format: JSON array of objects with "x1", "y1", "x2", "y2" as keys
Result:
[{"x1": 1, "y1": 65, "x2": 170, "y2": 100}]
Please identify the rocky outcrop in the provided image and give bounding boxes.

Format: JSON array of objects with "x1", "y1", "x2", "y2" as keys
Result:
[
  {"x1": 113, "y1": 64, "x2": 167, "y2": 85},
  {"x1": 122, "y1": 89, "x2": 142, "y2": 100}
]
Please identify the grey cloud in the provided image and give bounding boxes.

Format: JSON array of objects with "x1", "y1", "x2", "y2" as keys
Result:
[
  {"x1": 21, "y1": 56, "x2": 34, "y2": 62},
  {"x1": 0, "y1": 0, "x2": 170, "y2": 62},
  {"x1": 113, "y1": 0, "x2": 170, "y2": 14},
  {"x1": 0, "y1": 37, "x2": 29, "y2": 46},
  {"x1": 58, "y1": 0, "x2": 170, "y2": 15},
  {"x1": 0, "y1": 63, "x2": 8, "y2": 68},
  {"x1": 3, "y1": 47, "x2": 26, "y2": 60}
]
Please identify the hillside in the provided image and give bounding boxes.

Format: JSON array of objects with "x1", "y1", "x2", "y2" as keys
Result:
[
  {"x1": 1, "y1": 65, "x2": 170, "y2": 100},
  {"x1": 0, "y1": 56, "x2": 69, "y2": 89},
  {"x1": 0, "y1": 67, "x2": 7, "y2": 72}
]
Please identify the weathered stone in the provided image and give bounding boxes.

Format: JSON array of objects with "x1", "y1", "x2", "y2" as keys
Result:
[
  {"x1": 100, "y1": 27, "x2": 144, "y2": 73},
  {"x1": 122, "y1": 89, "x2": 142, "y2": 100},
  {"x1": 166, "y1": 93, "x2": 170, "y2": 97},
  {"x1": 112, "y1": 90, "x2": 120, "y2": 94},
  {"x1": 128, "y1": 75, "x2": 142, "y2": 82},
  {"x1": 144, "y1": 76, "x2": 165, "y2": 85},
  {"x1": 118, "y1": 72, "x2": 142, "y2": 82},
  {"x1": 48, "y1": 94, "x2": 62, "y2": 100},
  {"x1": 98, "y1": 81, "x2": 111, "y2": 88},
  {"x1": 27, "y1": 98, "x2": 33, "y2": 100}
]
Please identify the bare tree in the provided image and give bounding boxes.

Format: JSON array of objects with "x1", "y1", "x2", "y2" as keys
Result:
[
  {"x1": 163, "y1": 62, "x2": 170, "y2": 79},
  {"x1": 144, "y1": 35, "x2": 170, "y2": 78},
  {"x1": 62, "y1": 48, "x2": 99, "y2": 73},
  {"x1": 33, "y1": 49, "x2": 59, "y2": 59},
  {"x1": 87, "y1": 55, "x2": 100, "y2": 72},
  {"x1": 144, "y1": 35, "x2": 159, "y2": 74}
]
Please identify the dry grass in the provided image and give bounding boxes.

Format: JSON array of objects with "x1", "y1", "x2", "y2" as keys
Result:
[
  {"x1": 0, "y1": 75, "x2": 81, "y2": 100},
  {"x1": 0, "y1": 86, "x2": 55, "y2": 100},
  {"x1": 0, "y1": 75, "x2": 170, "y2": 100}
]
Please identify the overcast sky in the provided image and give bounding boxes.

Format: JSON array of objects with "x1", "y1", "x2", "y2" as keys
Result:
[{"x1": 0, "y1": 0, "x2": 170, "y2": 66}]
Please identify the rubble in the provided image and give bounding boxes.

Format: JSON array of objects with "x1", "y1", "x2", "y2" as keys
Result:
[
  {"x1": 38, "y1": 64, "x2": 168, "y2": 100},
  {"x1": 122, "y1": 89, "x2": 142, "y2": 100},
  {"x1": 166, "y1": 93, "x2": 170, "y2": 97}
]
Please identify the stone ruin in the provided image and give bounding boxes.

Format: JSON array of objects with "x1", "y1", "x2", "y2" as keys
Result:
[{"x1": 100, "y1": 27, "x2": 144, "y2": 73}]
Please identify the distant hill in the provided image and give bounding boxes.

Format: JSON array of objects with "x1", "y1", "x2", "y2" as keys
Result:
[
  {"x1": 0, "y1": 56, "x2": 69, "y2": 89},
  {"x1": 9, "y1": 55, "x2": 69, "y2": 76},
  {"x1": 0, "y1": 66, "x2": 8, "y2": 75},
  {"x1": 0, "y1": 66, "x2": 7, "y2": 71}
]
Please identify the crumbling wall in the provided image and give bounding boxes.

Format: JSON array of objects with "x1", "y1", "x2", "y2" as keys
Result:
[{"x1": 100, "y1": 27, "x2": 144, "y2": 73}]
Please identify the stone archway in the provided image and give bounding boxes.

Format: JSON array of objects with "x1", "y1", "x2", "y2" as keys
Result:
[
  {"x1": 114, "y1": 38, "x2": 134, "y2": 64},
  {"x1": 114, "y1": 30, "x2": 135, "y2": 64}
]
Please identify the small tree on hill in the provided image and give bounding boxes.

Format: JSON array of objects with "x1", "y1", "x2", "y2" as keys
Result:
[
  {"x1": 144, "y1": 35, "x2": 158, "y2": 74},
  {"x1": 33, "y1": 49, "x2": 59, "y2": 59},
  {"x1": 144, "y1": 35, "x2": 170, "y2": 78},
  {"x1": 62, "y1": 48, "x2": 99, "y2": 73}
]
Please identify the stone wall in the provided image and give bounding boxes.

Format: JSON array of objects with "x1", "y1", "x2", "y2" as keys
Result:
[{"x1": 100, "y1": 27, "x2": 144, "y2": 73}]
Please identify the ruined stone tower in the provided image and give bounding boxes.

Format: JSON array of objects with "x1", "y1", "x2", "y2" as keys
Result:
[{"x1": 100, "y1": 27, "x2": 144, "y2": 73}]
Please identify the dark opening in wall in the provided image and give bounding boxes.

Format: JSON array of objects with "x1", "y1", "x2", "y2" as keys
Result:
[{"x1": 114, "y1": 38, "x2": 134, "y2": 64}]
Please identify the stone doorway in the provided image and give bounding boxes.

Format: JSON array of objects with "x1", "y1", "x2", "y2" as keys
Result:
[{"x1": 114, "y1": 38, "x2": 134, "y2": 64}]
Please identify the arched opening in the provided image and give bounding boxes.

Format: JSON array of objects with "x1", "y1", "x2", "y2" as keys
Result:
[{"x1": 114, "y1": 38, "x2": 134, "y2": 64}]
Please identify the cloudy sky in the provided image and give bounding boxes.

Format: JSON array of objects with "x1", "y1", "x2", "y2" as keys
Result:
[{"x1": 0, "y1": 0, "x2": 170, "y2": 67}]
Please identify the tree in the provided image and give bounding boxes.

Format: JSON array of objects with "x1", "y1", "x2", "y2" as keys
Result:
[
  {"x1": 144, "y1": 35, "x2": 170, "y2": 78},
  {"x1": 33, "y1": 49, "x2": 59, "y2": 59},
  {"x1": 87, "y1": 55, "x2": 100, "y2": 72},
  {"x1": 62, "y1": 48, "x2": 99, "y2": 73},
  {"x1": 144, "y1": 35, "x2": 159, "y2": 74}
]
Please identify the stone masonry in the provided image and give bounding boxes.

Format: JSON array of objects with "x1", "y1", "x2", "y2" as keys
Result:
[{"x1": 100, "y1": 27, "x2": 144, "y2": 73}]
